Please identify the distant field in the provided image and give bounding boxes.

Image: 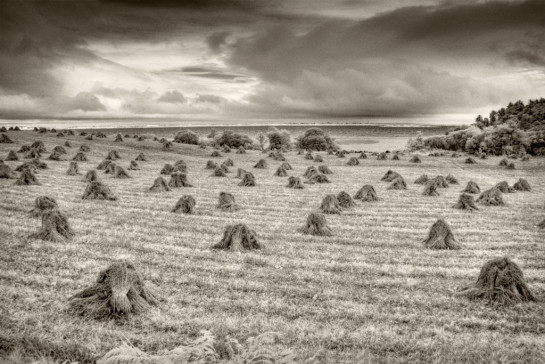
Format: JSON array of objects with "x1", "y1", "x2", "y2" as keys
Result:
[{"x1": 1, "y1": 129, "x2": 544, "y2": 363}]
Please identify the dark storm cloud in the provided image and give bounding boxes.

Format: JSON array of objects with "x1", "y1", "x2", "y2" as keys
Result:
[
  {"x1": 226, "y1": 0, "x2": 545, "y2": 115},
  {"x1": 159, "y1": 66, "x2": 252, "y2": 81},
  {"x1": 207, "y1": 31, "x2": 232, "y2": 53}
]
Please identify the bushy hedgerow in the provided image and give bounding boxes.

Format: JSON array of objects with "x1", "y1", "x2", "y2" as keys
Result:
[
  {"x1": 174, "y1": 130, "x2": 199, "y2": 145},
  {"x1": 215, "y1": 130, "x2": 253, "y2": 148},
  {"x1": 296, "y1": 128, "x2": 337, "y2": 151},
  {"x1": 267, "y1": 128, "x2": 291, "y2": 150}
]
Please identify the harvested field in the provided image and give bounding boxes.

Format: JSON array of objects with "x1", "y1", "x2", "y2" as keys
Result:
[{"x1": 0, "y1": 130, "x2": 544, "y2": 363}]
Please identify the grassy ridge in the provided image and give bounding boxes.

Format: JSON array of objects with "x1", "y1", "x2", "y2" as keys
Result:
[{"x1": 1, "y1": 131, "x2": 544, "y2": 363}]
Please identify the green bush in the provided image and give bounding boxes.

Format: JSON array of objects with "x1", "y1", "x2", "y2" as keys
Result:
[
  {"x1": 267, "y1": 128, "x2": 291, "y2": 150},
  {"x1": 174, "y1": 130, "x2": 199, "y2": 145},
  {"x1": 296, "y1": 128, "x2": 336, "y2": 151},
  {"x1": 215, "y1": 130, "x2": 253, "y2": 148}
]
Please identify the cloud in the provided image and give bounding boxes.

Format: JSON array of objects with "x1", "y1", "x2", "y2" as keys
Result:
[
  {"x1": 157, "y1": 90, "x2": 186, "y2": 104},
  {"x1": 226, "y1": 0, "x2": 545, "y2": 116}
]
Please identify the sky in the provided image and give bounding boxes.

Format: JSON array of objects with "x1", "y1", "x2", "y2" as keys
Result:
[{"x1": 0, "y1": 0, "x2": 544, "y2": 120}]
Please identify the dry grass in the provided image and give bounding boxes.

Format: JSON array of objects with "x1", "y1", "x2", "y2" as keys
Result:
[{"x1": 1, "y1": 130, "x2": 545, "y2": 363}]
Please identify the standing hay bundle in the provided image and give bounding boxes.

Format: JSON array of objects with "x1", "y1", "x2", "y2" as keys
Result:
[
  {"x1": 0, "y1": 164, "x2": 17, "y2": 179},
  {"x1": 0, "y1": 134, "x2": 14, "y2": 143},
  {"x1": 149, "y1": 177, "x2": 170, "y2": 192},
  {"x1": 213, "y1": 166, "x2": 227, "y2": 177},
  {"x1": 114, "y1": 166, "x2": 130, "y2": 178},
  {"x1": 97, "y1": 160, "x2": 112, "y2": 170},
  {"x1": 205, "y1": 160, "x2": 217, "y2": 169},
  {"x1": 217, "y1": 192, "x2": 240, "y2": 211},
  {"x1": 224, "y1": 158, "x2": 234, "y2": 167},
  {"x1": 506, "y1": 162, "x2": 515, "y2": 170},
  {"x1": 53, "y1": 145, "x2": 67, "y2": 154},
  {"x1": 337, "y1": 150, "x2": 348, "y2": 158},
  {"x1": 168, "y1": 172, "x2": 192, "y2": 187},
  {"x1": 479, "y1": 153, "x2": 488, "y2": 160},
  {"x1": 135, "y1": 153, "x2": 146, "y2": 161},
  {"x1": 128, "y1": 160, "x2": 139, "y2": 170},
  {"x1": 85, "y1": 134, "x2": 93, "y2": 141},
  {"x1": 18, "y1": 145, "x2": 31, "y2": 153},
  {"x1": 160, "y1": 164, "x2": 174, "y2": 175},
  {"x1": 287, "y1": 176, "x2": 304, "y2": 189},
  {"x1": 105, "y1": 162, "x2": 117, "y2": 174},
  {"x1": 305, "y1": 152, "x2": 314, "y2": 160},
  {"x1": 16, "y1": 159, "x2": 47, "y2": 171},
  {"x1": 6, "y1": 150, "x2": 18, "y2": 161},
  {"x1": 25, "y1": 148, "x2": 42, "y2": 159},
  {"x1": 236, "y1": 168, "x2": 246, "y2": 178},
  {"x1": 28, "y1": 208, "x2": 74, "y2": 242},
  {"x1": 303, "y1": 166, "x2": 319, "y2": 178},
  {"x1": 274, "y1": 166, "x2": 288, "y2": 177},
  {"x1": 84, "y1": 170, "x2": 99, "y2": 182},
  {"x1": 456, "y1": 257, "x2": 536, "y2": 306},
  {"x1": 72, "y1": 152, "x2": 88, "y2": 161},
  {"x1": 446, "y1": 174, "x2": 459, "y2": 184},
  {"x1": 414, "y1": 174, "x2": 429, "y2": 184},
  {"x1": 314, "y1": 155, "x2": 323, "y2": 163},
  {"x1": 465, "y1": 157, "x2": 477, "y2": 164},
  {"x1": 48, "y1": 150, "x2": 65, "y2": 161},
  {"x1": 219, "y1": 163, "x2": 230, "y2": 173},
  {"x1": 172, "y1": 195, "x2": 196, "y2": 214},
  {"x1": 538, "y1": 219, "x2": 545, "y2": 229},
  {"x1": 305, "y1": 173, "x2": 330, "y2": 184},
  {"x1": 354, "y1": 185, "x2": 378, "y2": 201},
  {"x1": 433, "y1": 176, "x2": 449, "y2": 188},
  {"x1": 212, "y1": 223, "x2": 261, "y2": 250},
  {"x1": 381, "y1": 170, "x2": 401, "y2": 182},
  {"x1": 114, "y1": 134, "x2": 123, "y2": 142},
  {"x1": 499, "y1": 158, "x2": 508, "y2": 166},
  {"x1": 237, "y1": 146, "x2": 246, "y2": 154},
  {"x1": 495, "y1": 181, "x2": 515, "y2": 193},
  {"x1": 222, "y1": 145, "x2": 231, "y2": 153},
  {"x1": 82, "y1": 181, "x2": 117, "y2": 200},
  {"x1": 163, "y1": 141, "x2": 173, "y2": 149},
  {"x1": 513, "y1": 178, "x2": 531, "y2": 191},
  {"x1": 273, "y1": 152, "x2": 286, "y2": 161},
  {"x1": 422, "y1": 219, "x2": 461, "y2": 250},
  {"x1": 318, "y1": 165, "x2": 333, "y2": 174},
  {"x1": 239, "y1": 172, "x2": 256, "y2": 186},
  {"x1": 211, "y1": 151, "x2": 222, "y2": 158},
  {"x1": 299, "y1": 213, "x2": 333, "y2": 236},
  {"x1": 464, "y1": 181, "x2": 480, "y2": 194},
  {"x1": 337, "y1": 191, "x2": 355, "y2": 208},
  {"x1": 254, "y1": 159, "x2": 267, "y2": 169},
  {"x1": 29, "y1": 196, "x2": 58, "y2": 217},
  {"x1": 422, "y1": 181, "x2": 440, "y2": 196},
  {"x1": 452, "y1": 193, "x2": 479, "y2": 211},
  {"x1": 79, "y1": 131, "x2": 87, "y2": 136},
  {"x1": 80, "y1": 145, "x2": 90, "y2": 152},
  {"x1": 69, "y1": 261, "x2": 160, "y2": 318},
  {"x1": 359, "y1": 152, "x2": 367, "y2": 159},
  {"x1": 0, "y1": 126, "x2": 6, "y2": 132},
  {"x1": 377, "y1": 152, "x2": 387, "y2": 160},
  {"x1": 173, "y1": 160, "x2": 187, "y2": 173},
  {"x1": 320, "y1": 194, "x2": 342, "y2": 214},
  {"x1": 388, "y1": 176, "x2": 407, "y2": 190},
  {"x1": 66, "y1": 161, "x2": 80, "y2": 176},
  {"x1": 392, "y1": 154, "x2": 400, "y2": 160},
  {"x1": 451, "y1": 152, "x2": 461, "y2": 157},
  {"x1": 410, "y1": 155, "x2": 422, "y2": 163},
  {"x1": 15, "y1": 169, "x2": 40, "y2": 185},
  {"x1": 297, "y1": 149, "x2": 304, "y2": 155},
  {"x1": 281, "y1": 162, "x2": 292, "y2": 170},
  {"x1": 346, "y1": 157, "x2": 359, "y2": 166},
  {"x1": 477, "y1": 188, "x2": 504, "y2": 206},
  {"x1": 106, "y1": 150, "x2": 121, "y2": 160}
]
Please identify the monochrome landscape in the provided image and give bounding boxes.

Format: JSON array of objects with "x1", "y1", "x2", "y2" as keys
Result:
[{"x1": 0, "y1": 1, "x2": 544, "y2": 363}]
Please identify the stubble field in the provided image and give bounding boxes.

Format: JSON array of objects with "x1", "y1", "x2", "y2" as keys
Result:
[{"x1": 1, "y1": 129, "x2": 544, "y2": 363}]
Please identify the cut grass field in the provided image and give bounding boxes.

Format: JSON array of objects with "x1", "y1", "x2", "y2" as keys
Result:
[{"x1": 1, "y1": 130, "x2": 545, "y2": 363}]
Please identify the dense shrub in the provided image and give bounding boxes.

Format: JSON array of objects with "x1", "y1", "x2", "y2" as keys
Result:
[
  {"x1": 174, "y1": 130, "x2": 199, "y2": 145},
  {"x1": 215, "y1": 130, "x2": 253, "y2": 148},
  {"x1": 267, "y1": 128, "x2": 291, "y2": 150},
  {"x1": 296, "y1": 128, "x2": 336, "y2": 151},
  {"x1": 422, "y1": 99, "x2": 545, "y2": 155}
]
